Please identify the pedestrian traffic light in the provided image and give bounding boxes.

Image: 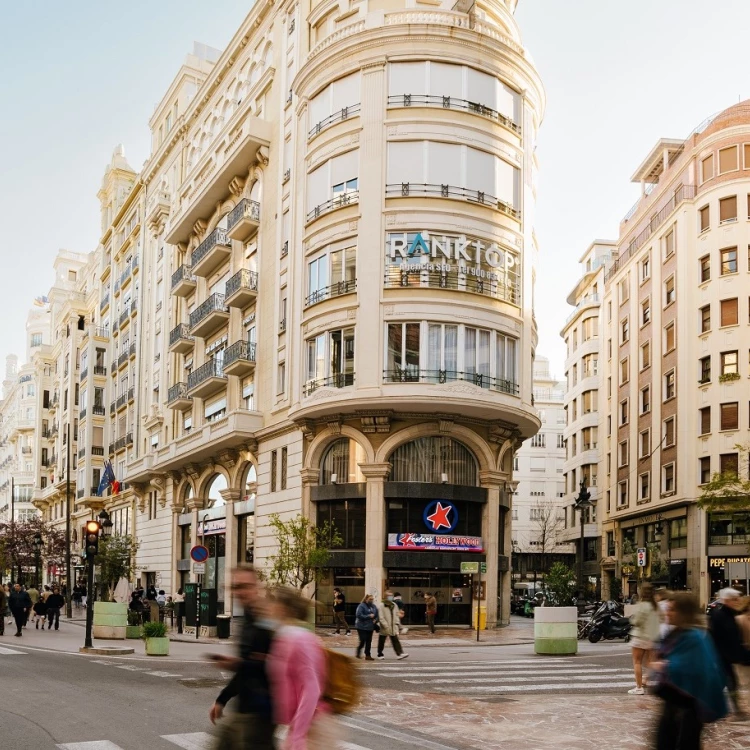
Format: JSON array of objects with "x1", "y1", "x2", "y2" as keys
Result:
[{"x1": 85, "y1": 519, "x2": 101, "y2": 559}]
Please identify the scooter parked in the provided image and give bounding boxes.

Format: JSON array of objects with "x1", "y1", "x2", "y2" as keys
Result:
[{"x1": 587, "y1": 600, "x2": 631, "y2": 643}]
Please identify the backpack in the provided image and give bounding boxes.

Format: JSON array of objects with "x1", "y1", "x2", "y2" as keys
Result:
[{"x1": 322, "y1": 648, "x2": 360, "y2": 714}]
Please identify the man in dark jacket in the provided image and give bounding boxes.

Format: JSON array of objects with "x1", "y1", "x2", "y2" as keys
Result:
[
  {"x1": 9, "y1": 584, "x2": 32, "y2": 637},
  {"x1": 45, "y1": 587, "x2": 65, "y2": 631},
  {"x1": 208, "y1": 565, "x2": 274, "y2": 746},
  {"x1": 0, "y1": 585, "x2": 7, "y2": 636},
  {"x1": 708, "y1": 587, "x2": 750, "y2": 715}
]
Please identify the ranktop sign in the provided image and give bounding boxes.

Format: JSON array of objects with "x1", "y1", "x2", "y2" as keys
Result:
[
  {"x1": 385, "y1": 231, "x2": 520, "y2": 303},
  {"x1": 388, "y1": 532, "x2": 483, "y2": 553}
]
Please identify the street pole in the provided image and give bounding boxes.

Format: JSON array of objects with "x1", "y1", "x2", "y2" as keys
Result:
[
  {"x1": 579, "y1": 507, "x2": 585, "y2": 597},
  {"x1": 10, "y1": 476, "x2": 16, "y2": 582},
  {"x1": 84, "y1": 551, "x2": 95, "y2": 649},
  {"x1": 476, "y1": 569, "x2": 481, "y2": 643},
  {"x1": 65, "y1": 423, "x2": 72, "y2": 619}
]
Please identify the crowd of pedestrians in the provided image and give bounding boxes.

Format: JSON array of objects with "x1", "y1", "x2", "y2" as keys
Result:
[
  {"x1": 0, "y1": 582, "x2": 67, "y2": 636},
  {"x1": 622, "y1": 585, "x2": 750, "y2": 750}
]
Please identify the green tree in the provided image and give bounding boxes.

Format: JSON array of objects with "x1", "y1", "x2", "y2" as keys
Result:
[
  {"x1": 697, "y1": 444, "x2": 750, "y2": 512},
  {"x1": 96, "y1": 534, "x2": 140, "y2": 602},
  {"x1": 0, "y1": 517, "x2": 66, "y2": 583},
  {"x1": 266, "y1": 513, "x2": 342, "y2": 592},
  {"x1": 544, "y1": 562, "x2": 577, "y2": 606}
]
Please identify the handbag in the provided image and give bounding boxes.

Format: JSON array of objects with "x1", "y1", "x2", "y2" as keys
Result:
[{"x1": 373, "y1": 623, "x2": 380, "y2": 632}]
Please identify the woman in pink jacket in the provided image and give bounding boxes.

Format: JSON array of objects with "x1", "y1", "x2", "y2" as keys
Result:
[{"x1": 268, "y1": 587, "x2": 340, "y2": 749}]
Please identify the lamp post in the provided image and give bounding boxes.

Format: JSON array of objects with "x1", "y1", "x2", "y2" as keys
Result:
[
  {"x1": 83, "y1": 509, "x2": 112, "y2": 649},
  {"x1": 654, "y1": 515, "x2": 671, "y2": 588},
  {"x1": 32, "y1": 532, "x2": 43, "y2": 589},
  {"x1": 575, "y1": 481, "x2": 593, "y2": 598}
]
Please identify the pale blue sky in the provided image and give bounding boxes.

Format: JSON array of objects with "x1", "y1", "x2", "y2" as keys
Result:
[{"x1": 2, "y1": 0, "x2": 750, "y2": 375}]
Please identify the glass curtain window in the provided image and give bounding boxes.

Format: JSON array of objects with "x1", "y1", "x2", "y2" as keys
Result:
[
  {"x1": 306, "y1": 334, "x2": 326, "y2": 383},
  {"x1": 389, "y1": 436, "x2": 478, "y2": 485},
  {"x1": 496, "y1": 334, "x2": 518, "y2": 384},
  {"x1": 330, "y1": 328, "x2": 355, "y2": 384}
]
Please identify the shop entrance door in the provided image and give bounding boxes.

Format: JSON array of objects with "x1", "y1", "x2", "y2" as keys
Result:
[{"x1": 387, "y1": 570, "x2": 473, "y2": 625}]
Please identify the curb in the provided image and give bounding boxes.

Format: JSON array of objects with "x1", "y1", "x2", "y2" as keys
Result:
[{"x1": 79, "y1": 646, "x2": 135, "y2": 655}]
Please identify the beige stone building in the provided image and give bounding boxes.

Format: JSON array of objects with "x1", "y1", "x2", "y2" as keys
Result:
[
  {"x1": 599, "y1": 102, "x2": 750, "y2": 603},
  {"x1": 116, "y1": 0, "x2": 545, "y2": 625}
]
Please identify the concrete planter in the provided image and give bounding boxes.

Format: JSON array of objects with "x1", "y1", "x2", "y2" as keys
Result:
[
  {"x1": 534, "y1": 606, "x2": 578, "y2": 655},
  {"x1": 145, "y1": 637, "x2": 170, "y2": 656},
  {"x1": 93, "y1": 601, "x2": 128, "y2": 640},
  {"x1": 126, "y1": 625, "x2": 141, "y2": 639}
]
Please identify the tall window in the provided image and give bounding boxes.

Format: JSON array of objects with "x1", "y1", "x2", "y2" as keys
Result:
[
  {"x1": 721, "y1": 298, "x2": 739, "y2": 327},
  {"x1": 719, "y1": 195, "x2": 738, "y2": 223},
  {"x1": 699, "y1": 206, "x2": 710, "y2": 232},
  {"x1": 700, "y1": 406, "x2": 711, "y2": 435},
  {"x1": 721, "y1": 350, "x2": 738, "y2": 376},
  {"x1": 721, "y1": 247, "x2": 738, "y2": 275},
  {"x1": 700, "y1": 356, "x2": 711, "y2": 383},
  {"x1": 700, "y1": 457, "x2": 711, "y2": 485},
  {"x1": 700, "y1": 255, "x2": 710, "y2": 281},
  {"x1": 700, "y1": 305, "x2": 711, "y2": 333},
  {"x1": 664, "y1": 276, "x2": 675, "y2": 305},
  {"x1": 664, "y1": 370, "x2": 675, "y2": 400},
  {"x1": 663, "y1": 464, "x2": 675, "y2": 494},
  {"x1": 305, "y1": 328, "x2": 355, "y2": 389},
  {"x1": 720, "y1": 402, "x2": 739, "y2": 431},
  {"x1": 387, "y1": 322, "x2": 421, "y2": 379},
  {"x1": 306, "y1": 246, "x2": 356, "y2": 305},
  {"x1": 664, "y1": 417, "x2": 675, "y2": 447}
]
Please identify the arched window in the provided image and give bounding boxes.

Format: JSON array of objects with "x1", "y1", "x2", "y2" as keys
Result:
[
  {"x1": 388, "y1": 436, "x2": 478, "y2": 485},
  {"x1": 320, "y1": 438, "x2": 366, "y2": 484},
  {"x1": 207, "y1": 473, "x2": 228, "y2": 507},
  {"x1": 243, "y1": 464, "x2": 257, "y2": 502}
]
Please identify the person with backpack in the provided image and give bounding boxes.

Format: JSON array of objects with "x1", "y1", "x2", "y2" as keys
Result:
[
  {"x1": 376, "y1": 590, "x2": 409, "y2": 660},
  {"x1": 268, "y1": 586, "x2": 342, "y2": 749},
  {"x1": 354, "y1": 594, "x2": 378, "y2": 660}
]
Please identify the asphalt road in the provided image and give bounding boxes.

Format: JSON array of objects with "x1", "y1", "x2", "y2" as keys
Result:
[{"x1": 0, "y1": 626, "x2": 633, "y2": 750}]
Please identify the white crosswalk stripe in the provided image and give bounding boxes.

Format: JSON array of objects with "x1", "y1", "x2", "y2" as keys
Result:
[
  {"x1": 57, "y1": 735, "x2": 376, "y2": 750},
  {"x1": 161, "y1": 732, "x2": 214, "y2": 749},
  {"x1": 374, "y1": 660, "x2": 637, "y2": 695},
  {"x1": 0, "y1": 646, "x2": 26, "y2": 655}
]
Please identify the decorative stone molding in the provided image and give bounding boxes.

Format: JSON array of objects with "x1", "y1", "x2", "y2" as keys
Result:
[
  {"x1": 326, "y1": 418, "x2": 342, "y2": 435},
  {"x1": 300, "y1": 467, "x2": 320, "y2": 486},
  {"x1": 479, "y1": 470, "x2": 506, "y2": 488},
  {"x1": 217, "y1": 449, "x2": 240, "y2": 468},
  {"x1": 256, "y1": 146, "x2": 269, "y2": 166},
  {"x1": 360, "y1": 414, "x2": 391, "y2": 434},
  {"x1": 192, "y1": 218, "x2": 207, "y2": 238},
  {"x1": 358, "y1": 462, "x2": 392, "y2": 480},
  {"x1": 244, "y1": 438, "x2": 259, "y2": 455},
  {"x1": 168, "y1": 470, "x2": 183, "y2": 486},
  {"x1": 185, "y1": 496, "x2": 203, "y2": 512},
  {"x1": 184, "y1": 463, "x2": 201, "y2": 482},
  {"x1": 228, "y1": 176, "x2": 246, "y2": 197},
  {"x1": 151, "y1": 474, "x2": 167, "y2": 507},
  {"x1": 297, "y1": 420, "x2": 316, "y2": 441},
  {"x1": 219, "y1": 489, "x2": 241, "y2": 504},
  {"x1": 438, "y1": 418, "x2": 454, "y2": 434}
]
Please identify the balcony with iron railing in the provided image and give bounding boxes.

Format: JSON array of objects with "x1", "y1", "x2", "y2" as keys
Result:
[
  {"x1": 386, "y1": 183, "x2": 519, "y2": 220},
  {"x1": 130, "y1": 300, "x2": 137, "y2": 317},
  {"x1": 128, "y1": 387, "x2": 134, "y2": 403},
  {"x1": 187, "y1": 358, "x2": 227, "y2": 399},
  {"x1": 305, "y1": 279, "x2": 357, "y2": 307},
  {"x1": 119, "y1": 308, "x2": 130, "y2": 328},
  {"x1": 100, "y1": 293, "x2": 110, "y2": 311},
  {"x1": 307, "y1": 191, "x2": 359, "y2": 223},
  {"x1": 92, "y1": 445, "x2": 104, "y2": 456},
  {"x1": 308, "y1": 104, "x2": 362, "y2": 141},
  {"x1": 191, "y1": 228, "x2": 232, "y2": 278},
  {"x1": 226, "y1": 199, "x2": 260, "y2": 242},
  {"x1": 565, "y1": 294, "x2": 601, "y2": 325},
  {"x1": 78, "y1": 447, "x2": 86, "y2": 459},
  {"x1": 94, "y1": 365, "x2": 107, "y2": 377},
  {"x1": 80, "y1": 367, "x2": 88, "y2": 382},
  {"x1": 169, "y1": 323, "x2": 194, "y2": 354},
  {"x1": 303, "y1": 373, "x2": 355, "y2": 397},
  {"x1": 92, "y1": 405, "x2": 106, "y2": 417},
  {"x1": 189, "y1": 293, "x2": 229, "y2": 338},
  {"x1": 79, "y1": 407, "x2": 87, "y2": 421},
  {"x1": 280, "y1": 241, "x2": 289, "y2": 258},
  {"x1": 114, "y1": 436, "x2": 127, "y2": 452},
  {"x1": 171, "y1": 264, "x2": 197, "y2": 297},
  {"x1": 167, "y1": 382, "x2": 192, "y2": 410},
  {"x1": 225, "y1": 269, "x2": 259, "y2": 308},
  {"x1": 116, "y1": 393, "x2": 128, "y2": 411},
  {"x1": 382, "y1": 368, "x2": 520, "y2": 395},
  {"x1": 118, "y1": 351, "x2": 129, "y2": 368},
  {"x1": 126, "y1": 432, "x2": 133, "y2": 446},
  {"x1": 223, "y1": 340, "x2": 256, "y2": 377}
]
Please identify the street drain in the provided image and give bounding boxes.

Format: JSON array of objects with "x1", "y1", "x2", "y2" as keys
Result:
[{"x1": 179, "y1": 678, "x2": 226, "y2": 688}]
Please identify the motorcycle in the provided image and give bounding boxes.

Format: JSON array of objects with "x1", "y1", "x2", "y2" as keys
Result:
[{"x1": 587, "y1": 600, "x2": 631, "y2": 643}]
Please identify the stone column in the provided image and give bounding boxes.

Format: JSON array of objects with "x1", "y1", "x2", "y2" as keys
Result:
[
  {"x1": 171, "y1": 507, "x2": 182, "y2": 594},
  {"x1": 480, "y1": 471, "x2": 505, "y2": 628},
  {"x1": 300, "y1": 468, "x2": 319, "y2": 523},
  {"x1": 359, "y1": 463, "x2": 391, "y2": 599},
  {"x1": 220, "y1": 489, "x2": 241, "y2": 613}
]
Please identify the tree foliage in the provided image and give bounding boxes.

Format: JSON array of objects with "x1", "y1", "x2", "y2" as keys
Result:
[
  {"x1": 531, "y1": 499, "x2": 564, "y2": 586},
  {"x1": 266, "y1": 513, "x2": 342, "y2": 593},
  {"x1": 0, "y1": 517, "x2": 66, "y2": 582},
  {"x1": 544, "y1": 562, "x2": 577, "y2": 606},
  {"x1": 697, "y1": 445, "x2": 750, "y2": 512},
  {"x1": 96, "y1": 534, "x2": 140, "y2": 602}
]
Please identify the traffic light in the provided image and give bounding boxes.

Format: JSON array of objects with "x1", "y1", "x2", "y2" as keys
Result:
[{"x1": 85, "y1": 519, "x2": 101, "y2": 559}]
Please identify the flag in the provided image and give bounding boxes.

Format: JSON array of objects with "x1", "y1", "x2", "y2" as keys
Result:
[
  {"x1": 97, "y1": 460, "x2": 116, "y2": 496},
  {"x1": 33, "y1": 295, "x2": 49, "y2": 307}
]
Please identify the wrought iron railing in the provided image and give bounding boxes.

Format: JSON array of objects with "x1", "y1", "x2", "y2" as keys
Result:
[
  {"x1": 187, "y1": 359, "x2": 226, "y2": 391},
  {"x1": 386, "y1": 183, "x2": 519, "y2": 219},
  {"x1": 383, "y1": 368, "x2": 519, "y2": 395},
  {"x1": 169, "y1": 324, "x2": 194, "y2": 348},
  {"x1": 168, "y1": 382, "x2": 190, "y2": 404},
  {"x1": 171, "y1": 264, "x2": 195, "y2": 290},
  {"x1": 226, "y1": 268, "x2": 259, "y2": 299},
  {"x1": 305, "y1": 279, "x2": 357, "y2": 307},
  {"x1": 92, "y1": 405, "x2": 106, "y2": 416},
  {"x1": 308, "y1": 104, "x2": 361, "y2": 139},
  {"x1": 307, "y1": 191, "x2": 359, "y2": 222},
  {"x1": 302, "y1": 373, "x2": 355, "y2": 396},
  {"x1": 227, "y1": 199, "x2": 260, "y2": 232},
  {"x1": 189, "y1": 293, "x2": 227, "y2": 330},
  {"x1": 92, "y1": 446, "x2": 104, "y2": 456},
  {"x1": 224, "y1": 340, "x2": 257, "y2": 369},
  {"x1": 192, "y1": 228, "x2": 231, "y2": 268}
]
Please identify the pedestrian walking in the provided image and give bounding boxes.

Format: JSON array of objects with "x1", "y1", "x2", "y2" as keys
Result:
[
  {"x1": 33, "y1": 596, "x2": 48, "y2": 629},
  {"x1": 8, "y1": 584, "x2": 32, "y2": 637},
  {"x1": 268, "y1": 586, "x2": 342, "y2": 749},
  {"x1": 651, "y1": 592, "x2": 727, "y2": 750},
  {"x1": 332, "y1": 587, "x2": 350, "y2": 635},
  {"x1": 354, "y1": 594, "x2": 378, "y2": 660},
  {"x1": 376, "y1": 590, "x2": 409, "y2": 660},
  {"x1": 628, "y1": 583, "x2": 661, "y2": 695},
  {"x1": 208, "y1": 564, "x2": 275, "y2": 749},
  {"x1": 424, "y1": 592, "x2": 437, "y2": 634},
  {"x1": 393, "y1": 592, "x2": 408, "y2": 634},
  {"x1": 174, "y1": 588, "x2": 185, "y2": 634},
  {"x1": 655, "y1": 589, "x2": 672, "y2": 641},
  {"x1": 72, "y1": 584, "x2": 83, "y2": 610},
  {"x1": 708, "y1": 587, "x2": 750, "y2": 716},
  {"x1": 45, "y1": 587, "x2": 65, "y2": 631},
  {"x1": 0, "y1": 584, "x2": 7, "y2": 636}
]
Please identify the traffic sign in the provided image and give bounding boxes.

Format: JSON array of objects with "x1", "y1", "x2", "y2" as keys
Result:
[
  {"x1": 636, "y1": 548, "x2": 647, "y2": 567},
  {"x1": 460, "y1": 562, "x2": 479, "y2": 574},
  {"x1": 480, "y1": 562, "x2": 487, "y2": 574},
  {"x1": 193, "y1": 562, "x2": 206, "y2": 574},
  {"x1": 190, "y1": 545, "x2": 209, "y2": 563}
]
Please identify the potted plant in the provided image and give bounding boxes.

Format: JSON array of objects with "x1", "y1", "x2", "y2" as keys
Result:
[
  {"x1": 126, "y1": 610, "x2": 141, "y2": 639},
  {"x1": 142, "y1": 620, "x2": 169, "y2": 656},
  {"x1": 533, "y1": 562, "x2": 578, "y2": 655},
  {"x1": 93, "y1": 534, "x2": 139, "y2": 640}
]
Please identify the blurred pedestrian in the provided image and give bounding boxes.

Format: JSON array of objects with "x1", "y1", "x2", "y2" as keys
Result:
[
  {"x1": 46, "y1": 587, "x2": 65, "y2": 631},
  {"x1": 26, "y1": 584, "x2": 40, "y2": 627},
  {"x1": 655, "y1": 589, "x2": 672, "y2": 641},
  {"x1": 332, "y1": 587, "x2": 350, "y2": 636},
  {"x1": 8, "y1": 584, "x2": 32, "y2": 637},
  {"x1": 0, "y1": 584, "x2": 6, "y2": 636},
  {"x1": 377, "y1": 590, "x2": 409, "y2": 660},
  {"x1": 734, "y1": 596, "x2": 750, "y2": 647},
  {"x1": 209, "y1": 565, "x2": 275, "y2": 749},
  {"x1": 268, "y1": 586, "x2": 339, "y2": 749},
  {"x1": 354, "y1": 594, "x2": 378, "y2": 660},
  {"x1": 628, "y1": 583, "x2": 661, "y2": 695},
  {"x1": 393, "y1": 592, "x2": 408, "y2": 634},
  {"x1": 651, "y1": 592, "x2": 727, "y2": 750},
  {"x1": 424, "y1": 592, "x2": 437, "y2": 634},
  {"x1": 708, "y1": 587, "x2": 750, "y2": 716}
]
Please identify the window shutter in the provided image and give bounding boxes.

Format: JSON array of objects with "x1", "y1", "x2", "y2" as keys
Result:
[
  {"x1": 719, "y1": 146, "x2": 738, "y2": 174},
  {"x1": 721, "y1": 298, "x2": 739, "y2": 326},
  {"x1": 720, "y1": 196, "x2": 737, "y2": 222},
  {"x1": 721, "y1": 402, "x2": 739, "y2": 431}
]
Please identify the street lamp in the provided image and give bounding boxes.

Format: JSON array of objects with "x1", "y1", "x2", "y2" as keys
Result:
[
  {"x1": 32, "y1": 533, "x2": 43, "y2": 589},
  {"x1": 575, "y1": 481, "x2": 593, "y2": 599}
]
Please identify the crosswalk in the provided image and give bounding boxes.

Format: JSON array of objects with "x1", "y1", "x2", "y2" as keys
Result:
[
  {"x1": 373, "y1": 658, "x2": 636, "y2": 695},
  {"x1": 56, "y1": 735, "x2": 214, "y2": 750},
  {"x1": 0, "y1": 645, "x2": 26, "y2": 655}
]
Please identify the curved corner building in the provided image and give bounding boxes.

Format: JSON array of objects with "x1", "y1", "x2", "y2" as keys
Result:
[{"x1": 124, "y1": 0, "x2": 544, "y2": 626}]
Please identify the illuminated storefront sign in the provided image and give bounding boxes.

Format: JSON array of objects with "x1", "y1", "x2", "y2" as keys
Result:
[
  {"x1": 384, "y1": 231, "x2": 520, "y2": 304},
  {"x1": 387, "y1": 532, "x2": 483, "y2": 552}
]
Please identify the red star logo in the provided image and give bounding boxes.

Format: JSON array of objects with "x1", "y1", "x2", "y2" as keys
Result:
[
  {"x1": 400, "y1": 533, "x2": 418, "y2": 548},
  {"x1": 426, "y1": 502, "x2": 453, "y2": 531}
]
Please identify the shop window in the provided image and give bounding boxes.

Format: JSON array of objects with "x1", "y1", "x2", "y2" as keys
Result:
[
  {"x1": 317, "y1": 500, "x2": 366, "y2": 548},
  {"x1": 388, "y1": 436, "x2": 478, "y2": 485},
  {"x1": 709, "y1": 512, "x2": 750, "y2": 546}
]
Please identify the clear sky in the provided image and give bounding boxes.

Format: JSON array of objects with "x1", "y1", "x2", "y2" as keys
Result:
[{"x1": 2, "y1": 0, "x2": 750, "y2": 376}]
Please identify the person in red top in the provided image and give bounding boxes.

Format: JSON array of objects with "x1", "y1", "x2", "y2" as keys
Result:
[{"x1": 268, "y1": 587, "x2": 341, "y2": 749}]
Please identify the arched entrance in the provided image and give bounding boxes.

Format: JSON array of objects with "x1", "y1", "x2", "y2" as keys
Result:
[{"x1": 201, "y1": 473, "x2": 229, "y2": 606}]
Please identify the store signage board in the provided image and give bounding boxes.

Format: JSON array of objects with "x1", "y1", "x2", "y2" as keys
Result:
[
  {"x1": 198, "y1": 518, "x2": 227, "y2": 536},
  {"x1": 388, "y1": 533, "x2": 483, "y2": 552},
  {"x1": 460, "y1": 562, "x2": 480, "y2": 574},
  {"x1": 709, "y1": 557, "x2": 750, "y2": 566}
]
